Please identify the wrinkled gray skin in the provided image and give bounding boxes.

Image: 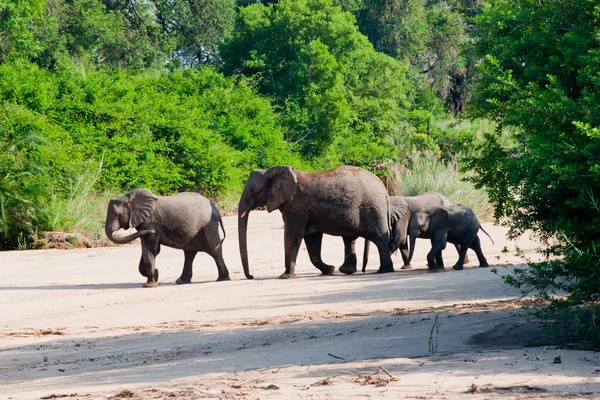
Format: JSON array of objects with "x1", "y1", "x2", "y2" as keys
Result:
[
  {"x1": 238, "y1": 166, "x2": 394, "y2": 279},
  {"x1": 362, "y1": 192, "x2": 469, "y2": 271},
  {"x1": 407, "y1": 204, "x2": 493, "y2": 271},
  {"x1": 105, "y1": 189, "x2": 230, "y2": 287}
]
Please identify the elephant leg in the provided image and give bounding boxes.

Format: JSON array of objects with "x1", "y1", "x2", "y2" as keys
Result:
[
  {"x1": 280, "y1": 224, "x2": 304, "y2": 279},
  {"x1": 141, "y1": 236, "x2": 160, "y2": 288},
  {"x1": 454, "y1": 243, "x2": 470, "y2": 265},
  {"x1": 426, "y1": 239, "x2": 438, "y2": 270},
  {"x1": 373, "y1": 233, "x2": 395, "y2": 274},
  {"x1": 212, "y1": 247, "x2": 231, "y2": 281},
  {"x1": 435, "y1": 251, "x2": 445, "y2": 269},
  {"x1": 202, "y1": 226, "x2": 231, "y2": 282},
  {"x1": 452, "y1": 239, "x2": 472, "y2": 271},
  {"x1": 339, "y1": 236, "x2": 358, "y2": 275},
  {"x1": 304, "y1": 232, "x2": 335, "y2": 276},
  {"x1": 395, "y1": 218, "x2": 412, "y2": 269},
  {"x1": 137, "y1": 255, "x2": 146, "y2": 277},
  {"x1": 399, "y1": 242, "x2": 412, "y2": 269},
  {"x1": 428, "y1": 231, "x2": 447, "y2": 271},
  {"x1": 176, "y1": 250, "x2": 197, "y2": 285},
  {"x1": 469, "y1": 235, "x2": 489, "y2": 268}
]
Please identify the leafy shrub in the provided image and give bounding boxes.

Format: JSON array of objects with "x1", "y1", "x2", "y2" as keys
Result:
[
  {"x1": 468, "y1": 0, "x2": 600, "y2": 346},
  {"x1": 0, "y1": 61, "x2": 300, "y2": 248},
  {"x1": 220, "y1": 0, "x2": 412, "y2": 164}
]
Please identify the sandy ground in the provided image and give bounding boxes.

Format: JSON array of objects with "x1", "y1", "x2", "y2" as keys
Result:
[{"x1": 1, "y1": 210, "x2": 600, "y2": 399}]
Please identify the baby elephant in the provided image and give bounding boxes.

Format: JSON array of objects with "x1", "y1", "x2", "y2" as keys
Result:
[
  {"x1": 407, "y1": 204, "x2": 493, "y2": 271},
  {"x1": 105, "y1": 188, "x2": 230, "y2": 287}
]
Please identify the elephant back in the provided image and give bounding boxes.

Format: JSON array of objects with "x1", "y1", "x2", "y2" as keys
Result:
[{"x1": 156, "y1": 193, "x2": 214, "y2": 241}]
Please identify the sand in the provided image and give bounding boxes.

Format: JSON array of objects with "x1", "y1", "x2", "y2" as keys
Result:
[{"x1": 1, "y1": 210, "x2": 599, "y2": 399}]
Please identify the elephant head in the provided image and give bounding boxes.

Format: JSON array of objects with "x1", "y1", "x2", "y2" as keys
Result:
[
  {"x1": 407, "y1": 208, "x2": 449, "y2": 264},
  {"x1": 105, "y1": 188, "x2": 158, "y2": 245},
  {"x1": 238, "y1": 166, "x2": 298, "y2": 279}
]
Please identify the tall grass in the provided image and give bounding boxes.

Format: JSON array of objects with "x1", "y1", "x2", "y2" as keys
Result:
[
  {"x1": 389, "y1": 151, "x2": 492, "y2": 220},
  {"x1": 43, "y1": 159, "x2": 115, "y2": 245}
]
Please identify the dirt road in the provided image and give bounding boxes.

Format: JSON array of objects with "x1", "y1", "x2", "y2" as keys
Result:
[{"x1": 1, "y1": 211, "x2": 599, "y2": 399}]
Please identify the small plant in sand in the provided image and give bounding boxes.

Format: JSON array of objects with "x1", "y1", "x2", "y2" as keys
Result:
[{"x1": 428, "y1": 314, "x2": 442, "y2": 354}]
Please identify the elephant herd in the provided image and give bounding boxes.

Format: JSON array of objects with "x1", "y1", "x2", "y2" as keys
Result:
[{"x1": 104, "y1": 165, "x2": 493, "y2": 287}]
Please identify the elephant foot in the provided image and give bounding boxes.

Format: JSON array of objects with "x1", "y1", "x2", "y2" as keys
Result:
[
  {"x1": 143, "y1": 281, "x2": 158, "y2": 288},
  {"x1": 339, "y1": 264, "x2": 357, "y2": 275},
  {"x1": 479, "y1": 263, "x2": 490, "y2": 268},
  {"x1": 176, "y1": 277, "x2": 192, "y2": 285},
  {"x1": 376, "y1": 266, "x2": 395, "y2": 274},
  {"x1": 400, "y1": 264, "x2": 412, "y2": 270},
  {"x1": 452, "y1": 264, "x2": 464, "y2": 271},
  {"x1": 279, "y1": 272, "x2": 297, "y2": 279},
  {"x1": 318, "y1": 265, "x2": 335, "y2": 276},
  {"x1": 217, "y1": 275, "x2": 231, "y2": 281}
]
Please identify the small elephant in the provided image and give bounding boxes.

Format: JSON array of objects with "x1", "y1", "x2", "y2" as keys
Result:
[
  {"x1": 238, "y1": 165, "x2": 394, "y2": 279},
  {"x1": 362, "y1": 192, "x2": 468, "y2": 271},
  {"x1": 105, "y1": 188, "x2": 230, "y2": 287},
  {"x1": 407, "y1": 204, "x2": 493, "y2": 271}
]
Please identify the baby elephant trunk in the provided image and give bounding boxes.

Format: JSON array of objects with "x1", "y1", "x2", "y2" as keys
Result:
[
  {"x1": 104, "y1": 223, "x2": 153, "y2": 245},
  {"x1": 407, "y1": 221, "x2": 420, "y2": 266}
]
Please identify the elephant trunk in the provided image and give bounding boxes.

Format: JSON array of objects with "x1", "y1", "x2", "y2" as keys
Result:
[
  {"x1": 407, "y1": 223, "x2": 420, "y2": 266},
  {"x1": 238, "y1": 199, "x2": 254, "y2": 280},
  {"x1": 362, "y1": 240, "x2": 370, "y2": 273},
  {"x1": 105, "y1": 223, "x2": 153, "y2": 245}
]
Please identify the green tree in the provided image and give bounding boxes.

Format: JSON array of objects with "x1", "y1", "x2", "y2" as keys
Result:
[
  {"x1": 468, "y1": 0, "x2": 600, "y2": 342},
  {"x1": 220, "y1": 0, "x2": 411, "y2": 165},
  {"x1": 152, "y1": 0, "x2": 235, "y2": 66}
]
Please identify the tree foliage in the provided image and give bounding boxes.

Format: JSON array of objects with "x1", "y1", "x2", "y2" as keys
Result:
[
  {"x1": 0, "y1": 0, "x2": 488, "y2": 249},
  {"x1": 342, "y1": 0, "x2": 482, "y2": 115},
  {"x1": 220, "y1": 0, "x2": 413, "y2": 165},
  {"x1": 0, "y1": 59, "x2": 298, "y2": 248},
  {"x1": 468, "y1": 0, "x2": 600, "y2": 340}
]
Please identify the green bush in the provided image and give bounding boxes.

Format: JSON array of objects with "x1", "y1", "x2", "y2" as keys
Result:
[
  {"x1": 220, "y1": 0, "x2": 412, "y2": 164},
  {"x1": 468, "y1": 0, "x2": 600, "y2": 346},
  {"x1": 0, "y1": 61, "x2": 300, "y2": 248}
]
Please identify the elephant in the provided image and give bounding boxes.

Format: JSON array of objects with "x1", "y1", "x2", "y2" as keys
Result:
[
  {"x1": 361, "y1": 192, "x2": 469, "y2": 271},
  {"x1": 238, "y1": 165, "x2": 394, "y2": 279},
  {"x1": 105, "y1": 188, "x2": 230, "y2": 287},
  {"x1": 407, "y1": 204, "x2": 493, "y2": 271}
]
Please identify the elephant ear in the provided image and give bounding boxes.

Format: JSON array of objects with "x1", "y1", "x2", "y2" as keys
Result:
[
  {"x1": 265, "y1": 166, "x2": 297, "y2": 212},
  {"x1": 429, "y1": 208, "x2": 449, "y2": 234},
  {"x1": 129, "y1": 188, "x2": 158, "y2": 228},
  {"x1": 389, "y1": 197, "x2": 409, "y2": 224}
]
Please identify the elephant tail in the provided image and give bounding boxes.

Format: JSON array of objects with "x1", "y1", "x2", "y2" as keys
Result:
[
  {"x1": 362, "y1": 240, "x2": 370, "y2": 272},
  {"x1": 480, "y1": 226, "x2": 494, "y2": 245},
  {"x1": 218, "y1": 216, "x2": 226, "y2": 244}
]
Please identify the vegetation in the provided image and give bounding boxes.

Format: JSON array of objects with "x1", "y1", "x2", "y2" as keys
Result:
[
  {"x1": 1, "y1": 0, "x2": 489, "y2": 249},
  {"x1": 2, "y1": 0, "x2": 599, "y2": 346},
  {"x1": 467, "y1": 0, "x2": 600, "y2": 346}
]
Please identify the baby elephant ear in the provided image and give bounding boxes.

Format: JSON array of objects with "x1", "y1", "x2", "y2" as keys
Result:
[
  {"x1": 265, "y1": 166, "x2": 297, "y2": 212},
  {"x1": 429, "y1": 207, "x2": 449, "y2": 234},
  {"x1": 129, "y1": 188, "x2": 158, "y2": 228}
]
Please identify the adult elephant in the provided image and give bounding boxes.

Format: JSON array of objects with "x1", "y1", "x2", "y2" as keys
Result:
[
  {"x1": 407, "y1": 204, "x2": 493, "y2": 271},
  {"x1": 238, "y1": 166, "x2": 394, "y2": 279},
  {"x1": 105, "y1": 188, "x2": 230, "y2": 287},
  {"x1": 362, "y1": 192, "x2": 468, "y2": 271}
]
